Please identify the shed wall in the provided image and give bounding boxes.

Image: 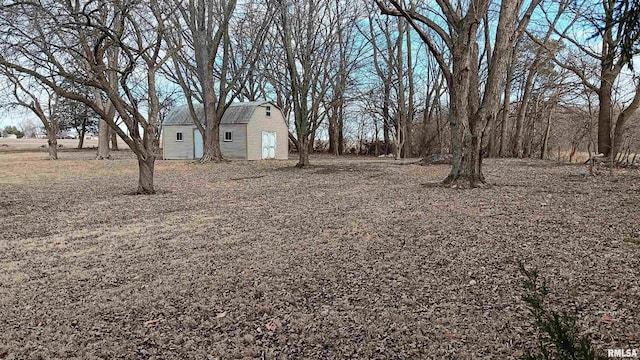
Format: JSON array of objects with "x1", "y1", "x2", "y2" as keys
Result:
[
  {"x1": 220, "y1": 124, "x2": 247, "y2": 159},
  {"x1": 246, "y1": 105, "x2": 289, "y2": 160},
  {"x1": 163, "y1": 125, "x2": 196, "y2": 159}
]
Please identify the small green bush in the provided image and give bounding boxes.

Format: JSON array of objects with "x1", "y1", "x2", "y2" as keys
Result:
[{"x1": 519, "y1": 263, "x2": 607, "y2": 360}]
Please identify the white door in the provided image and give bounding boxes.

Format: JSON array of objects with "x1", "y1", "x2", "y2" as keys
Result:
[
  {"x1": 261, "y1": 131, "x2": 276, "y2": 159},
  {"x1": 194, "y1": 129, "x2": 203, "y2": 159}
]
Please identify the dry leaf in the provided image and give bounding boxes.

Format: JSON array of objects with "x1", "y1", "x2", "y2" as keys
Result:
[
  {"x1": 600, "y1": 314, "x2": 615, "y2": 324},
  {"x1": 443, "y1": 332, "x2": 459, "y2": 339},
  {"x1": 266, "y1": 320, "x2": 277, "y2": 331},
  {"x1": 144, "y1": 318, "x2": 165, "y2": 327},
  {"x1": 513, "y1": 350, "x2": 524, "y2": 358}
]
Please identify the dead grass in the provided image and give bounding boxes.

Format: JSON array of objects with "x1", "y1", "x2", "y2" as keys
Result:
[{"x1": 0, "y1": 152, "x2": 639, "y2": 359}]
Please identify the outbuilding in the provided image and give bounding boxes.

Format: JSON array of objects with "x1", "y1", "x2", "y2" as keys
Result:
[{"x1": 162, "y1": 101, "x2": 288, "y2": 160}]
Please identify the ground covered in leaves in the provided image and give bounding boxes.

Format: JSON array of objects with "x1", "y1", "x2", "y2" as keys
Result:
[{"x1": 1, "y1": 149, "x2": 639, "y2": 359}]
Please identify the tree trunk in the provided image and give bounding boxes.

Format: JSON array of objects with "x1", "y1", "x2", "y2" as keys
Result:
[
  {"x1": 136, "y1": 153, "x2": 156, "y2": 194},
  {"x1": 442, "y1": 47, "x2": 482, "y2": 187},
  {"x1": 96, "y1": 118, "x2": 111, "y2": 159},
  {"x1": 296, "y1": 136, "x2": 310, "y2": 167},
  {"x1": 499, "y1": 54, "x2": 514, "y2": 157},
  {"x1": 383, "y1": 82, "x2": 391, "y2": 155},
  {"x1": 610, "y1": 84, "x2": 640, "y2": 158},
  {"x1": 308, "y1": 130, "x2": 316, "y2": 154},
  {"x1": 77, "y1": 135, "x2": 85, "y2": 149},
  {"x1": 338, "y1": 112, "x2": 344, "y2": 155},
  {"x1": 110, "y1": 128, "x2": 119, "y2": 151},
  {"x1": 200, "y1": 121, "x2": 224, "y2": 163},
  {"x1": 46, "y1": 124, "x2": 58, "y2": 160},
  {"x1": 328, "y1": 109, "x2": 340, "y2": 155},
  {"x1": 597, "y1": 75, "x2": 615, "y2": 157},
  {"x1": 76, "y1": 120, "x2": 86, "y2": 149},
  {"x1": 513, "y1": 70, "x2": 535, "y2": 158},
  {"x1": 540, "y1": 106, "x2": 553, "y2": 160},
  {"x1": 404, "y1": 22, "x2": 414, "y2": 158}
]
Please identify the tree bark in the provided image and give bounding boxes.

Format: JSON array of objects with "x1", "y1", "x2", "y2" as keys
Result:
[
  {"x1": 96, "y1": 118, "x2": 111, "y2": 159},
  {"x1": 328, "y1": 108, "x2": 340, "y2": 155},
  {"x1": 611, "y1": 83, "x2": 640, "y2": 157},
  {"x1": 499, "y1": 49, "x2": 515, "y2": 157},
  {"x1": 597, "y1": 79, "x2": 613, "y2": 156},
  {"x1": 296, "y1": 136, "x2": 310, "y2": 167},
  {"x1": 200, "y1": 119, "x2": 224, "y2": 163},
  {"x1": 540, "y1": 106, "x2": 553, "y2": 160},
  {"x1": 404, "y1": 21, "x2": 414, "y2": 158},
  {"x1": 110, "y1": 128, "x2": 119, "y2": 151},
  {"x1": 46, "y1": 123, "x2": 58, "y2": 160},
  {"x1": 382, "y1": 81, "x2": 391, "y2": 155},
  {"x1": 136, "y1": 153, "x2": 156, "y2": 194},
  {"x1": 76, "y1": 122, "x2": 85, "y2": 149},
  {"x1": 513, "y1": 65, "x2": 536, "y2": 158},
  {"x1": 77, "y1": 135, "x2": 85, "y2": 149}
]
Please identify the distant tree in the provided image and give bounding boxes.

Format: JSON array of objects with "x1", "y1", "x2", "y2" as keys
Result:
[
  {"x1": 272, "y1": 0, "x2": 339, "y2": 167},
  {"x1": 3, "y1": 125, "x2": 24, "y2": 138},
  {"x1": 0, "y1": 68, "x2": 60, "y2": 158},
  {"x1": 549, "y1": 0, "x2": 640, "y2": 158},
  {"x1": 57, "y1": 97, "x2": 99, "y2": 149}
]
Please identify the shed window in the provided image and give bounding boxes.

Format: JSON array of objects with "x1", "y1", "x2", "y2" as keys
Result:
[
  {"x1": 224, "y1": 131, "x2": 233, "y2": 142},
  {"x1": 266, "y1": 106, "x2": 271, "y2": 117},
  {"x1": 176, "y1": 132, "x2": 183, "y2": 141}
]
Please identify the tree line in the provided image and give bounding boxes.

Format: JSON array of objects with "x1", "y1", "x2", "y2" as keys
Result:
[{"x1": 0, "y1": 0, "x2": 638, "y2": 193}]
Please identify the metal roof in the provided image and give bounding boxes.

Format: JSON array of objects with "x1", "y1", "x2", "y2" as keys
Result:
[{"x1": 163, "y1": 101, "x2": 275, "y2": 126}]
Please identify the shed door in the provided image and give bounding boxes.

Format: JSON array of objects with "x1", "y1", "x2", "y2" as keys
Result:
[
  {"x1": 261, "y1": 131, "x2": 276, "y2": 159},
  {"x1": 194, "y1": 129, "x2": 203, "y2": 159}
]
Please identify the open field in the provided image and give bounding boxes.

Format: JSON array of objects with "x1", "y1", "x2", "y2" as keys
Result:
[
  {"x1": 0, "y1": 138, "x2": 101, "y2": 150},
  {"x1": 0, "y1": 150, "x2": 639, "y2": 359}
]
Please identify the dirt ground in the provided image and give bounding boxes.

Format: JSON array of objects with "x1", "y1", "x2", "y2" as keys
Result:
[{"x1": 0, "y1": 149, "x2": 639, "y2": 359}]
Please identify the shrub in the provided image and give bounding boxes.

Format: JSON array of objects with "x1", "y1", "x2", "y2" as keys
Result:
[{"x1": 519, "y1": 263, "x2": 607, "y2": 360}]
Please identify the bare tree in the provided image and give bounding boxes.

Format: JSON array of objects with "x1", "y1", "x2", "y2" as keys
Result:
[
  {"x1": 546, "y1": 0, "x2": 640, "y2": 158},
  {"x1": 165, "y1": 0, "x2": 271, "y2": 163},
  {"x1": 1, "y1": 69, "x2": 60, "y2": 159},
  {"x1": 376, "y1": 0, "x2": 541, "y2": 186},
  {"x1": 272, "y1": 0, "x2": 338, "y2": 167},
  {"x1": 0, "y1": 0, "x2": 174, "y2": 194}
]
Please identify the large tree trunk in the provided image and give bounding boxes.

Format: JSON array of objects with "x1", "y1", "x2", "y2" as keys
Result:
[
  {"x1": 597, "y1": 81, "x2": 613, "y2": 157},
  {"x1": 136, "y1": 153, "x2": 156, "y2": 194},
  {"x1": 296, "y1": 136, "x2": 310, "y2": 167},
  {"x1": 46, "y1": 124, "x2": 58, "y2": 160},
  {"x1": 611, "y1": 84, "x2": 640, "y2": 157},
  {"x1": 200, "y1": 120, "x2": 224, "y2": 163},
  {"x1": 442, "y1": 47, "x2": 480, "y2": 187},
  {"x1": 96, "y1": 118, "x2": 111, "y2": 159}
]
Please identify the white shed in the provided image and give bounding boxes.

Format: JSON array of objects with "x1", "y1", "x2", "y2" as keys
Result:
[{"x1": 162, "y1": 101, "x2": 288, "y2": 160}]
